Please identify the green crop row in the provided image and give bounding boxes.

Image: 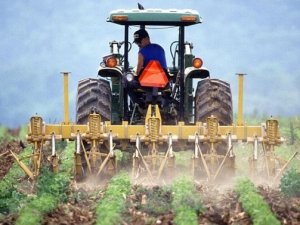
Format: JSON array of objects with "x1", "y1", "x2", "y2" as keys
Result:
[
  {"x1": 96, "y1": 172, "x2": 131, "y2": 225},
  {"x1": 235, "y1": 178, "x2": 280, "y2": 225},
  {"x1": 15, "y1": 142, "x2": 75, "y2": 225},
  {"x1": 171, "y1": 177, "x2": 203, "y2": 225}
]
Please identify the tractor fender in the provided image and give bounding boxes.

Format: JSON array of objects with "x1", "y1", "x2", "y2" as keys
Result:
[
  {"x1": 98, "y1": 66, "x2": 123, "y2": 78},
  {"x1": 184, "y1": 67, "x2": 210, "y2": 81}
]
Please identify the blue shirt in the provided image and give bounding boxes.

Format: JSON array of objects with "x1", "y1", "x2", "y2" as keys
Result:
[{"x1": 139, "y1": 43, "x2": 167, "y2": 69}]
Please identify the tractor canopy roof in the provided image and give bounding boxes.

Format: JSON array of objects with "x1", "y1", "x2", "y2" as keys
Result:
[{"x1": 107, "y1": 8, "x2": 202, "y2": 26}]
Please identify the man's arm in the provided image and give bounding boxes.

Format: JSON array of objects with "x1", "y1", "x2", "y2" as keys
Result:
[{"x1": 136, "y1": 53, "x2": 144, "y2": 75}]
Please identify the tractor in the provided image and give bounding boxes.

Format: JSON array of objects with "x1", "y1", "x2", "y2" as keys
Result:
[
  {"x1": 15, "y1": 6, "x2": 293, "y2": 184},
  {"x1": 75, "y1": 7, "x2": 234, "y2": 181}
]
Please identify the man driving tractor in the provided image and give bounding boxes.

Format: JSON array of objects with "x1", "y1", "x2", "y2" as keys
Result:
[
  {"x1": 125, "y1": 29, "x2": 170, "y2": 109},
  {"x1": 133, "y1": 29, "x2": 167, "y2": 75}
]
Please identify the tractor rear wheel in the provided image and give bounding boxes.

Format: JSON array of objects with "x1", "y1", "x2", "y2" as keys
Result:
[
  {"x1": 76, "y1": 78, "x2": 111, "y2": 124},
  {"x1": 195, "y1": 78, "x2": 234, "y2": 180},
  {"x1": 195, "y1": 78, "x2": 233, "y2": 125}
]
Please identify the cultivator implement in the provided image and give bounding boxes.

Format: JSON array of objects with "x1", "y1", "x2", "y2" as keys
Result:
[{"x1": 10, "y1": 73, "x2": 294, "y2": 184}]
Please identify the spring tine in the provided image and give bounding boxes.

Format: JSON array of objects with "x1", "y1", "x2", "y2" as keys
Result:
[
  {"x1": 157, "y1": 134, "x2": 173, "y2": 179},
  {"x1": 81, "y1": 139, "x2": 92, "y2": 174},
  {"x1": 51, "y1": 133, "x2": 56, "y2": 156}
]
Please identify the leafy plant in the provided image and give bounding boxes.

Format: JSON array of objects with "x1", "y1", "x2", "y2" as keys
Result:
[
  {"x1": 16, "y1": 193, "x2": 58, "y2": 225},
  {"x1": 171, "y1": 176, "x2": 202, "y2": 225},
  {"x1": 235, "y1": 178, "x2": 280, "y2": 225},
  {"x1": 96, "y1": 172, "x2": 131, "y2": 225},
  {"x1": 0, "y1": 145, "x2": 32, "y2": 213},
  {"x1": 280, "y1": 168, "x2": 300, "y2": 197},
  {"x1": 16, "y1": 142, "x2": 74, "y2": 225}
]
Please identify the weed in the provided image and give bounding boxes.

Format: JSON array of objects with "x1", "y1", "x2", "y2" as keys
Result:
[
  {"x1": 135, "y1": 185, "x2": 172, "y2": 216},
  {"x1": 280, "y1": 168, "x2": 300, "y2": 197}
]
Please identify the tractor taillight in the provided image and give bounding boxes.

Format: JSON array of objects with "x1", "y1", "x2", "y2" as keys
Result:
[
  {"x1": 112, "y1": 15, "x2": 128, "y2": 21},
  {"x1": 192, "y1": 57, "x2": 203, "y2": 68},
  {"x1": 181, "y1": 15, "x2": 196, "y2": 22},
  {"x1": 105, "y1": 56, "x2": 118, "y2": 68}
]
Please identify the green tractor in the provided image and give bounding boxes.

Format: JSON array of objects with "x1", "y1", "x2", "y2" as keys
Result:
[
  {"x1": 75, "y1": 7, "x2": 234, "y2": 180},
  {"x1": 76, "y1": 8, "x2": 233, "y2": 127}
]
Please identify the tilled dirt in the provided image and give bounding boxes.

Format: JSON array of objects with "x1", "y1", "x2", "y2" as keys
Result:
[
  {"x1": 124, "y1": 185, "x2": 174, "y2": 225},
  {"x1": 1, "y1": 180, "x2": 300, "y2": 225},
  {"x1": 258, "y1": 186, "x2": 300, "y2": 225},
  {"x1": 0, "y1": 136, "x2": 299, "y2": 225},
  {"x1": 0, "y1": 139, "x2": 24, "y2": 179},
  {"x1": 43, "y1": 200, "x2": 95, "y2": 225},
  {"x1": 42, "y1": 187, "x2": 102, "y2": 225},
  {"x1": 0, "y1": 214, "x2": 17, "y2": 225},
  {"x1": 119, "y1": 184, "x2": 252, "y2": 225},
  {"x1": 198, "y1": 186, "x2": 251, "y2": 225}
]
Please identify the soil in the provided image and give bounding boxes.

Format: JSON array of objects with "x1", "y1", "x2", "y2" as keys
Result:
[
  {"x1": 0, "y1": 139, "x2": 24, "y2": 180},
  {"x1": 0, "y1": 176, "x2": 299, "y2": 225},
  {"x1": 42, "y1": 183, "x2": 104, "y2": 225},
  {"x1": 0, "y1": 137, "x2": 299, "y2": 224},
  {"x1": 258, "y1": 186, "x2": 300, "y2": 225},
  {"x1": 42, "y1": 192, "x2": 96, "y2": 225},
  {"x1": 198, "y1": 186, "x2": 251, "y2": 225}
]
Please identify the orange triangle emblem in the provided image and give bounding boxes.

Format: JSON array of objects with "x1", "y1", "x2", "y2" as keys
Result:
[{"x1": 139, "y1": 60, "x2": 169, "y2": 88}]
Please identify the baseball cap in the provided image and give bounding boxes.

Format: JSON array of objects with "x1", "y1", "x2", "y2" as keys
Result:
[{"x1": 133, "y1": 29, "x2": 149, "y2": 43}]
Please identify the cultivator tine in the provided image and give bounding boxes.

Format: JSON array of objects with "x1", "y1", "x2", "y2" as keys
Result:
[
  {"x1": 132, "y1": 134, "x2": 155, "y2": 184},
  {"x1": 0, "y1": 151, "x2": 10, "y2": 158},
  {"x1": 132, "y1": 134, "x2": 141, "y2": 179},
  {"x1": 51, "y1": 133, "x2": 59, "y2": 173},
  {"x1": 253, "y1": 136, "x2": 258, "y2": 161},
  {"x1": 262, "y1": 142, "x2": 272, "y2": 178},
  {"x1": 80, "y1": 138, "x2": 92, "y2": 174},
  {"x1": 213, "y1": 142, "x2": 233, "y2": 181},
  {"x1": 10, "y1": 150, "x2": 34, "y2": 179},
  {"x1": 272, "y1": 152, "x2": 298, "y2": 185},
  {"x1": 74, "y1": 132, "x2": 84, "y2": 178},
  {"x1": 157, "y1": 134, "x2": 174, "y2": 180},
  {"x1": 249, "y1": 136, "x2": 259, "y2": 178},
  {"x1": 96, "y1": 153, "x2": 111, "y2": 176},
  {"x1": 195, "y1": 134, "x2": 211, "y2": 179},
  {"x1": 97, "y1": 132, "x2": 116, "y2": 176},
  {"x1": 139, "y1": 150, "x2": 155, "y2": 183},
  {"x1": 32, "y1": 144, "x2": 43, "y2": 177}
]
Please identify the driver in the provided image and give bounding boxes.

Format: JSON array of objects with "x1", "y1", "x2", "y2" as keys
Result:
[
  {"x1": 133, "y1": 29, "x2": 167, "y2": 75},
  {"x1": 124, "y1": 29, "x2": 168, "y2": 109}
]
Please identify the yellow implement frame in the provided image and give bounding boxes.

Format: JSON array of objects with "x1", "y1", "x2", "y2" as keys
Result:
[{"x1": 18, "y1": 72, "x2": 289, "y2": 182}]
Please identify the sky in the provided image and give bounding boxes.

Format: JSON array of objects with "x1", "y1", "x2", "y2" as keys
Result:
[{"x1": 0, "y1": 0, "x2": 300, "y2": 127}]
